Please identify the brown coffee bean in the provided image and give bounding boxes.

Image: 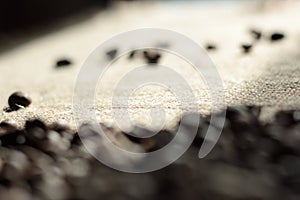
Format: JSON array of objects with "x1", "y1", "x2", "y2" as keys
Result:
[
  {"x1": 143, "y1": 50, "x2": 161, "y2": 64},
  {"x1": 250, "y1": 29, "x2": 262, "y2": 40},
  {"x1": 49, "y1": 120, "x2": 72, "y2": 134},
  {"x1": 241, "y1": 44, "x2": 253, "y2": 53},
  {"x1": 8, "y1": 91, "x2": 32, "y2": 111},
  {"x1": 106, "y1": 49, "x2": 118, "y2": 60},
  {"x1": 56, "y1": 59, "x2": 72, "y2": 68},
  {"x1": 270, "y1": 32, "x2": 285, "y2": 42},
  {"x1": 0, "y1": 131, "x2": 27, "y2": 146},
  {"x1": 0, "y1": 120, "x2": 18, "y2": 135},
  {"x1": 205, "y1": 44, "x2": 217, "y2": 51},
  {"x1": 25, "y1": 119, "x2": 47, "y2": 132},
  {"x1": 128, "y1": 50, "x2": 136, "y2": 60}
]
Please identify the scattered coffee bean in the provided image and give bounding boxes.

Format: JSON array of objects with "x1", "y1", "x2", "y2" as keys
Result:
[
  {"x1": 56, "y1": 59, "x2": 72, "y2": 68},
  {"x1": 205, "y1": 44, "x2": 217, "y2": 51},
  {"x1": 143, "y1": 50, "x2": 161, "y2": 64},
  {"x1": 106, "y1": 48, "x2": 118, "y2": 60},
  {"x1": 270, "y1": 32, "x2": 285, "y2": 42},
  {"x1": 128, "y1": 50, "x2": 136, "y2": 60},
  {"x1": 8, "y1": 91, "x2": 32, "y2": 111},
  {"x1": 241, "y1": 44, "x2": 253, "y2": 53},
  {"x1": 250, "y1": 29, "x2": 262, "y2": 40}
]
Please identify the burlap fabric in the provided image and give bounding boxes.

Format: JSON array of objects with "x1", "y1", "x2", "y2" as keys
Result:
[{"x1": 0, "y1": 0, "x2": 299, "y2": 129}]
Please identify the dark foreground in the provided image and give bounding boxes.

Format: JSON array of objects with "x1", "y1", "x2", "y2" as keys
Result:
[{"x1": 0, "y1": 106, "x2": 300, "y2": 200}]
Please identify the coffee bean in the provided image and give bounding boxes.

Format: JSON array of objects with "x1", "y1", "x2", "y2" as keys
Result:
[
  {"x1": 56, "y1": 59, "x2": 72, "y2": 68},
  {"x1": 241, "y1": 44, "x2": 253, "y2": 53},
  {"x1": 0, "y1": 120, "x2": 18, "y2": 135},
  {"x1": 0, "y1": 131, "x2": 27, "y2": 146},
  {"x1": 106, "y1": 49, "x2": 118, "y2": 60},
  {"x1": 250, "y1": 29, "x2": 262, "y2": 40},
  {"x1": 128, "y1": 50, "x2": 136, "y2": 60},
  {"x1": 8, "y1": 91, "x2": 32, "y2": 111},
  {"x1": 24, "y1": 120, "x2": 48, "y2": 147},
  {"x1": 49, "y1": 120, "x2": 72, "y2": 134},
  {"x1": 25, "y1": 119, "x2": 47, "y2": 132},
  {"x1": 205, "y1": 44, "x2": 217, "y2": 51},
  {"x1": 274, "y1": 110, "x2": 296, "y2": 126},
  {"x1": 143, "y1": 50, "x2": 161, "y2": 64},
  {"x1": 270, "y1": 32, "x2": 285, "y2": 41}
]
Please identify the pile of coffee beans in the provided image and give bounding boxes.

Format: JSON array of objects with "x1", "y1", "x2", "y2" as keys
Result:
[{"x1": 0, "y1": 106, "x2": 299, "y2": 200}]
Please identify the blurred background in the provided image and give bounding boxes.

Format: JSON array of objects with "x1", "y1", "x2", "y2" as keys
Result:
[{"x1": 0, "y1": 0, "x2": 282, "y2": 52}]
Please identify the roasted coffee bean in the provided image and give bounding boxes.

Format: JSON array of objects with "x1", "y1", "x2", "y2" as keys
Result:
[
  {"x1": 250, "y1": 29, "x2": 262, "y2": 40},
  {"x1": 128, "y1": 50, "x2": 136, "y2": 59},
  {"x1": 241, "y1": 44, "x2": 253, "y2": 53},
  {"x1": 24, "y1": 119, "x2": 48, "y2": 146},
  {"x1": 8, "y1": 91, "x2": 32, "y2": 111},
  {"x1": 49, "y1": 120, "x2": 72, "y2": 133},
  {"x1": 293, "y1": 110, "x2": 300, "y2": 122},
  {"x1": 270, "y1": 32, "x2": 285, "y2": 41},
  {"x1": 25, "y1": 119, "x2": 47, "y2": 132},
  {"x1": 205, "y1": 44, "x2": 217, "y2": 51},
  {"x1": 246, "y1": 105, "x2": 262, "y2": 118},
  {"x1": 123, "y1": 127, "x2": 156, "y2": 151},
  {"x1": 106, "y1": 49, "x2": 118, "y2": 60},
  {"x1": 0, "y1": 131, "x2": 27, "y2": 146},
  {"x1": 225, "y1": 106, "x2": 258, "y2": 127},
  {"x1": 56, "y1": 59, "x2": 72, "y2": 67},
  {"x1": 274, "y1": 110, "x2": 296, "y2": 126},
  {"x1": 71, "y1": 132, "x2": 82, "y2": 146},
  {"x1": 143, "y1": 50, "x2": 161, "y2": 64},
  {"x1": 0, "y1": 120, "x2": 18, "y2": 135}
]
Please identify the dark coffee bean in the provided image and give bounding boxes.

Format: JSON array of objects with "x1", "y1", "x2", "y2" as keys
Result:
[
  {"x1": 106, "y1": 49, "x2": 118, "y2": 60},
  {"x1": 128, "y1": 50, "x2": 136, "y2": 59},
  {"x1": 226, "y1": 106, "x2": 257, "y2": 126},
  {"x1": 241, "y1": 44, "x2": 253, "y2": 53},
  {"x1": 71, "y1": 132, "x2": 82, "y2": 146},
  {"x1": 8, "y1": 91, "x2": 32, "y2": 111},
  {"x1": 0, "y1": 120, "x2": 18, "y2": 135},
  {"x1": 270, "y1": 32, "x2": 285, "y2": 41},
  {"x1": 0, "y1": 131, "x2": 27, "y2": 146},
  {"x1": 205, "y1": 44, "x2": 217, "y2": 51},
  {"x1": 274, "y1": 110, "x2": 296, "y2": 126},
  {"x1": 25, "y1": 119, "x2": 48, "y2": 145},
  {"x1": 246, "y1": 105, "x2": 262, "y2": 118},
  {"x1": 56, "y1": 59, "x2": 72, "y2": 67},
  {"x1": 49, "y1": 120, "x2": 72, "y2": 133},
  {"x1": 143, "y1": 50, "x2": 161, "y2": 64},
  {"x1": 250, "y1": 29, "x2": 262, "y2": 40},
  {"x1": 123, "y1": 127, "x2": 156, "y2": 151},
  {"x1": 25, "y1": 119, "x2": 47, "y2": 132},
  {"x1": 293, "y1": 110, "x2": 300, "y2": 122}
]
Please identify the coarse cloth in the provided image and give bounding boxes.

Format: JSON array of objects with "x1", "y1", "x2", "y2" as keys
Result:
[{"x1": 0, "y1": 0, "x2": 299, "y2": 130}]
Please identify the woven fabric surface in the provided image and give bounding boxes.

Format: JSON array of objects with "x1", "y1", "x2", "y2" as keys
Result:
[{"x1": 0, "y1": 0, "x2": 299, "y2": 129}]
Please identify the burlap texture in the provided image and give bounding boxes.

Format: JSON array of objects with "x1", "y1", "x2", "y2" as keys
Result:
[{"x1": 0, "y1": 0, "x2": 299, "y2": 129}]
